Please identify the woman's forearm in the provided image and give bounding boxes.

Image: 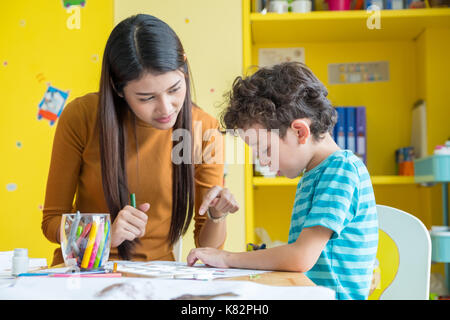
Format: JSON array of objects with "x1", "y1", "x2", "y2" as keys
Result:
[
  {"x1": 198, "y1": 218, "x2": 227, "y2": 248},
  {"x1": 42, "y1": 213, "x2": 62, "y2": 244}
]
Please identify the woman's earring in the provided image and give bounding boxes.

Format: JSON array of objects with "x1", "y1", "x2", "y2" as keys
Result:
[{"x1": 183, "y1": 53, "x2": 187, "y2": 62}]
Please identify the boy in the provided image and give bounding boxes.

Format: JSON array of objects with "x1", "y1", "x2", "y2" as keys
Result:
[{"x1": 188, "y1": 62, "x2": 378, "y2": 300}]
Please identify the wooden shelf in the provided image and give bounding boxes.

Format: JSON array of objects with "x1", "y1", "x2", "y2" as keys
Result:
[
  {"x1": 250, "y1": 8, "x2": 450, "y2": 43},
  {"x1": 253, "y1": 175, "x2": 415, "y2": 186},
  {"x1": 253, "y1": 176, "x2": 300, "y2": 186},
  {"x1": 371, "y1": 175, "x2": 415, "y2": 185}
]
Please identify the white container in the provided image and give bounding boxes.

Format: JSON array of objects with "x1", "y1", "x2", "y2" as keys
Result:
[
  {"x1": 12, "y1": 248, "x2": 29, "y2": 276},
  {"x1": 430, "y1": 226, "x2": 450, "y2": 263},
  {"x1": 368, "y1": 0, "x2": 384, "y2": 10},
  {"x1": 392, "y1": 0, "x2": 403, "y2": 9},
  {"x1": 291, "y1": 0, "x2": 312, "y2": 12},
  {"x1": 269, "y1": 1, "x2": 289, "y2": 13}
]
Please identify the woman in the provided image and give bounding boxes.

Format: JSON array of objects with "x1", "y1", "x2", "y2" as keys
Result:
[{"x1": 42, "y1": 14, "x2": 238, "y2": 265}]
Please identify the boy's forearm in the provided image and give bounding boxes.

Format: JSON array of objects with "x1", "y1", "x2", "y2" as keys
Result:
[
  {"x1": 225, "y1": 243, "x2": 309, "y2": 272},
  {"x1": 224, "y1": 226, "x2": 332, "y2": 272}
]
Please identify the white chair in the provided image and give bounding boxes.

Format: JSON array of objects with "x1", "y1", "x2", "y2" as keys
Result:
[
  {"x1": 376, "y1": 204, "x2": 431, "y2": 300},
  {"x1": 172, "y1": 237, "x2": 183, "y2": 262}
]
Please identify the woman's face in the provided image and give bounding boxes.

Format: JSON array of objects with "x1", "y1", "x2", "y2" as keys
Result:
[{"x1": 122, "y1": 70, "x2": 187, "y2": 130}]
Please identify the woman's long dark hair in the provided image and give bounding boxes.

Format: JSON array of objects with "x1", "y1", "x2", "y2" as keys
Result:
[{"x1": 98, "y1": 14, "x2": 194, "y2": 260}]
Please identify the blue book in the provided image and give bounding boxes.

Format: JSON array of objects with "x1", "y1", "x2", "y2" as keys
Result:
[
  {"x1": 345, "y1": 107, "x2": 356, "y2": 153},
  {"x1": 335, "y1": 107, "x2": 346, "y2": 149},
  {"x1": 355, "y1": 106, "x2": 367, "y2": 164}
]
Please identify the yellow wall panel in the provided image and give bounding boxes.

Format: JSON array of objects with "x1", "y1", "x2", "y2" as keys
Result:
[
  {"x1": 253, "y1": 186, "x2": 297, "y2": 243},
  {"x1": 0, "y1": 1, "x2": 113, "y2": 263}
]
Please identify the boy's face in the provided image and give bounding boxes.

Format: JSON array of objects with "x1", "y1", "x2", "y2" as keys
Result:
[{"x1": 240, "y1": 122, "x2": 311, "y2": 179}]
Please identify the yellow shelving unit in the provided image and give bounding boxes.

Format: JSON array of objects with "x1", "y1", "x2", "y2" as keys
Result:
[
  {"x1": 253, "y1": 175, "x2": 415, "y2": 186},
  {"x1": 242, "y1": 1, "x2": 450, "y2": 246},
  {"x1": 250, "y1": 9, "x2": 450, "y2": 42}
]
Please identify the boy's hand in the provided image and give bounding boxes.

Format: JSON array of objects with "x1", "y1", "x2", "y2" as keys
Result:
[
  {"x1": 187, "y1": 247, "x2": 230, "y2": 268},
  {"x1": 199, "y1": 186, "x2": 239, "y2": 218},
  {"x1": 111, "y1": 203, "x2": 150, "y2": 248}
]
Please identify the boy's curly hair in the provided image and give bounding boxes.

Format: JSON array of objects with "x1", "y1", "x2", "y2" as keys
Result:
[{"x1": 221, "y1": 62, "x2": 337, "y2": 140}]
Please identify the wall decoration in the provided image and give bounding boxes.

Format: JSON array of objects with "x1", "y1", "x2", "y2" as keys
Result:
[
  {"x1": 258, "y1": 47, "x2": 305, "y2": 68},
  {"x1": 328, "y1": 61, "x2": 390, "y2": 84},
  {"x1": 36, "y1": 73, "x2": 46, "y2": 83},
  {"x1": 37, "y1": 84, "x2": 69, "y2": 126},
  {"x1": 63, "y1": 0, "x2": 86, "y2": 8},
  {"x1": 6, "y1": 183, "x2": 17, "y2": 192}
]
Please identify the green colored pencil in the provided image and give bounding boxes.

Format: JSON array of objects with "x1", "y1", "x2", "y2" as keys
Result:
[{"x1": 130, "y1": 193, "x2": 136, "y2": 208}]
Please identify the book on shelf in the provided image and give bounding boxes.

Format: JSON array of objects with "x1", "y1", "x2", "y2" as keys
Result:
[
  {"x1": 411, "y1": 99, "x2": 427, "y2": 159},
  {"x1": 334, "y1": 107, "x2": 346, "y2": 150},
  {"x1": 333, "y1": 106, "x2": 367, "y2": 164},
  {"x1": 346, "y1": 107, "x2": 356, "y2": 154},
  {"x1": 355, "y1": 107, "x2": 367, "y2": 164}
]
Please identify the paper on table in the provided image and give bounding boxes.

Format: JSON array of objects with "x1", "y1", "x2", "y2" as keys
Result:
[
  {"x1": 27, "y1": 267, "x2": 72, "y2": 274},
  {"x1": 106, "y1": 260, "x2": 270, "y2": 280},
  {"x1": 0, "y1": 251, "x2": 14, "y2": 272}
]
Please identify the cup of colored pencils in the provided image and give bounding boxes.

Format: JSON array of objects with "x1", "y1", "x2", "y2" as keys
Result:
[{"x1": 60, "y1": 212, "x2": 111, "y2": 270}]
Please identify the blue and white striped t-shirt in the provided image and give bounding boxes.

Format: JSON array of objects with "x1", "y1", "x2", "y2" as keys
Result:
[{"x1": 288, "y1": 150, "x2": 378, "y2": 300}]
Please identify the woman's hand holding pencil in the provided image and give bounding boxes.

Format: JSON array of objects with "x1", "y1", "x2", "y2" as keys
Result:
[{"x1": 110, "y1": 198, "x2": 150, "y2": 248}]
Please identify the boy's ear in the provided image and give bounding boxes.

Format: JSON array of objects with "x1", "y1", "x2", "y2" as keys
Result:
[{"x1": 290, "y1": 119, "x2": 310, "y2": 144}]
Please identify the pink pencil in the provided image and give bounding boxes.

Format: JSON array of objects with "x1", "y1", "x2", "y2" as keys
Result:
[
  {"x1": 87, "y1": 222, "x2": 104, "y2": 268},
  {"x1": 76, "y1": 223, "x2": 92, "y2": 247},
  {"x1": 51, "y1": 273, "x2": 122, "y2": 278}
]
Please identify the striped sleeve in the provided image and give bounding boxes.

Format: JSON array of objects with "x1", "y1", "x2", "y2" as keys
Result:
[{"x1": 303, "y1": 159, "x2": 359, "y2": 239}]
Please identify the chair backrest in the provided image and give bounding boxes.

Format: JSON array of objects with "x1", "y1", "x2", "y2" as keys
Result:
[{"x1": 374, "y1": 205, "x2": 431, "y2": 300}]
